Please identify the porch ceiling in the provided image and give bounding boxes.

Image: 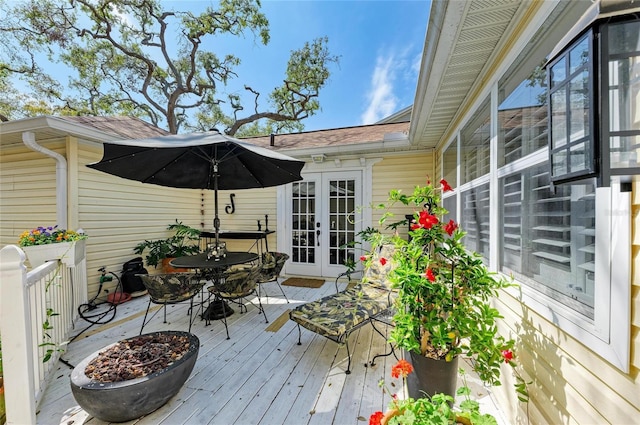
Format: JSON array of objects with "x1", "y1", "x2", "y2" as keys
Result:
[{"x1": 409, "y1": 0, "x2": 528, "y2": 149}]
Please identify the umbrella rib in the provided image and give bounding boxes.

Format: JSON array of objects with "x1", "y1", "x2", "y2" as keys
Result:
[
  {"x1": 235, "y1": 152, "x2": 267, "y2": 187},
  {"x1": 139, "y1": 149, "x2": 195, "y2": 184}
]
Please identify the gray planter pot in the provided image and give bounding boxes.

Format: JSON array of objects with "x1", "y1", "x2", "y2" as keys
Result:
[
  {"x1": 406, "y1": 350, "x2": 459, "y2": 400},
  {"x1": 70, "y1": 331, "x2": 199, "y2": 423}
]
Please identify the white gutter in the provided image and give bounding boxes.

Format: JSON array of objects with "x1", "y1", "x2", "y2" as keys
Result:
[{"x1": 22, "y1": 131, "x2": 67, "y2": 228}]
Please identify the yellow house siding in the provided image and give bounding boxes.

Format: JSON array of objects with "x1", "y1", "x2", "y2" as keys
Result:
[
  {"x1": 202, "y1": 186, "x2": 278, "y2": 252},
  {"x1": 67, "y1": 136, "x2": 80, "y2": 232},
  {"x1": 77, "y1": 140, "x2": 203, "y2": 295},
  {"x1": 0, "y1": 142, "x2": 64, "y2": 248},
  {"x1": 497, "y1": 292, "x2": 638, "y2": 424},
  {"x1": 371, "y1": 152, "x2": 435, "y2": 237}
]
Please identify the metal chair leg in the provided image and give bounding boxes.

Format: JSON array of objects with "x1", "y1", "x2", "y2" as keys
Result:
[
  {"x1": 220, "y1": 298, "x2": 230, "y2": 340},
  {"x1": 187, "y1": 298, "x2": 195, "y2": 333},
  {"x1": 256, "y1": 293, "x2": 268, "y2": 323},
  {"x1": 139, "y1": 299, "x2": 153, "y2": 335},
  {"x1": 345, "y1": 338, "x2": 352, "y2": 375},
  {"x1": 275, "y1": 279, "x2": 289, "y2": 303},
  {"x1": 369, "y1": 317, "x2": 397, "y2": 366}
]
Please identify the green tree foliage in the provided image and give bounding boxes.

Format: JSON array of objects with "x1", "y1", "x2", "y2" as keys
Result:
[{"x1": 0, "y1": 0, "x2": 339, "y2": 135}]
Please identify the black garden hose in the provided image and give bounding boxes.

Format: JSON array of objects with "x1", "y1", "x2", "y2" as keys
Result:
[{"x1": 72, "y1": 271, "x2": 122, "y2": 341}]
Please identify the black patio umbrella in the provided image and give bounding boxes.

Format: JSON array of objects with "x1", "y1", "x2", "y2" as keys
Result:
[{"x1": 88, "y1": 129, "x2": 304, "y2": 247}]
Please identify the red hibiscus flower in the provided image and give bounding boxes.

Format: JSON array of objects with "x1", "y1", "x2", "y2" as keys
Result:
[
  {"x1": 444, "y1": 219, "x2": 458, "y2": 236},
  {"x1": 369, "y1": 411, "x2": 384, "y2": 425},
  {"x1": 501, "y1": 349, "x2": 514, "y2": 363},
  {"x1": 380, "y1": 257, "x2": 387, "y2": 266},
  {"x1": 426, "y1": 268, "x2": 436, "y2": 282},
  {"x1": 440, "y1": 179, "x2": 453, "y2": 192},
  {"x1": 391, "y1": 359, "x2": 414, "y2": 379},
  {"x1": 360, "y1": 255, "x2": 367, "y2": 262},
  {"x1": 418, "y1": 210, "x2": 438, "y2": 229}
]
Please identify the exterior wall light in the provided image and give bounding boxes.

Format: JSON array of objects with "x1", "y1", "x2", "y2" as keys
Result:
[{"x1": 311, "y1": 154, "x2": 327, "y2": 163}]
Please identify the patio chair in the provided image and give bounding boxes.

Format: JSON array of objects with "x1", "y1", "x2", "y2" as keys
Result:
[
  {"x1": 138, "y1": 273, "x2": 208, "y2": 334},
  {"x1": 256, "y1": 251, "x2": 290, "y2": 303},
  {"x1": 289, "y1": 244, "x2": 396, "y2": 374},
  {"x1": 207, "y1": 264, "x2": 267, "y2": 339}
]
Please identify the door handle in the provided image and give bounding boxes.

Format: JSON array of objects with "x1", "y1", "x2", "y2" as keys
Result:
[{"x1": 316, "y1": 222, "x2": 321, "y2": 246}]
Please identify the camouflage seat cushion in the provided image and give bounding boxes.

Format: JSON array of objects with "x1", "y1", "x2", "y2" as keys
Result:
[
  {"x1": 289, "y1": 284, "x2": 393, "y2": 341},
  {"x1": 209, "y1": 264, "x2": 261, "y2": 299},
  {"x1": 289, "y1": 244, "x2": 395, "y2": 343},
  {"x1": 139, "y1": 273, "x2": 207, "y2": 303},
  {"x1": 257, "y1": 251, "x2": 289, "y2": 283}
]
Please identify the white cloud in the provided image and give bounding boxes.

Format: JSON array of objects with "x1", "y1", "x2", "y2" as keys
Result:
[
  {"x1": 360, "y1": 54, "x2": 398, "y2": 125},
  {"x1": 361, "y1": 43, "x2": 421, "y2": 124}
]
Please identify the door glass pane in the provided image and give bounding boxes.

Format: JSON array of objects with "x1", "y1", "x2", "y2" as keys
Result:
[
  {"x1": 550, "y1": 57, "x2": 566, "y2": 88},
  {"x1": 329, "y1": 179, "x2": 356, "y2": 267},
  {"x1": 547, "y1": 31, "x2": 594, "y2": 182},
  {"x1": 551, "y1": 89, "x2": 567, "y2": 148},
  {"x1": 569, "y1": 71, "x2": 589, "y2": 143},
  {"x1": 608, "y1": 20, "x2": 640, "y2": 169},
  {"x1": 609, "y1": 20, "x2": 640, "y2": 55},
  {"x1": 570, "y1": 37, "x2": 589, "y2": 74},
  {"x1": 610, "y1": 135, "x2": 640, "y2": 167},
  {"x1": 291, "y1": 182, "x2": 315, "y2": 264}
]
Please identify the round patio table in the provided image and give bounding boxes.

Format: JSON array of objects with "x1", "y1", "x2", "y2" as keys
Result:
[
  {"x1": 170, "y1": 251, "x2": 258, "y2": 269},
  {"x1": 170, "y1": 251, "x2": 260, "y2": 323}
]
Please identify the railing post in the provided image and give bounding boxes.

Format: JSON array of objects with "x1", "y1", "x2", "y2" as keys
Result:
[{"x1": 0, "y1": 245, "x2": 37, "y2": 425}]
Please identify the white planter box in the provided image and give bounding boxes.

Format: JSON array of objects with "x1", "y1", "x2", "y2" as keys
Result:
[{"x1": 22, "y1": 239, "x2": 86, "y2": 268}]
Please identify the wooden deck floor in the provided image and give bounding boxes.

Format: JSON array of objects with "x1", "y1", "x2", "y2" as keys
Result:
[{"x1": 36, "y1": 279, "x2": 506, "y2": 425}]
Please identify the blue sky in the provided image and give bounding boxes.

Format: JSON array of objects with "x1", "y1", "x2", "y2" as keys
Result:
[{"x1": 179, "y1": 0, "x2": 430, "y2": 132}]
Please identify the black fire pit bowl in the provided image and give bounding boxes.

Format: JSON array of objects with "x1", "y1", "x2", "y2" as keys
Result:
[{"x1": 70, "y1": 330, "x2": 199, "y2": 423}]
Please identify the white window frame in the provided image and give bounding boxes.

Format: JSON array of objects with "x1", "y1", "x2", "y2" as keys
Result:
[
  {"x1": 501, "y1": 175, "x2": 630, "y2": 372},
  {"x1": 441, "y1": 87, "x2": 631, "y2": 374}
]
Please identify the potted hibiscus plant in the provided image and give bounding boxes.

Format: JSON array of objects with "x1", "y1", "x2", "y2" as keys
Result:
[{"x1": 367, "y1": 179, "x2": 527, "y2": 401}]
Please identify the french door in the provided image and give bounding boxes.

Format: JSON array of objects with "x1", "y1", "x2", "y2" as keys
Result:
[{"x1": 285, "y1": 171, "x2": 362, "y2": 278}]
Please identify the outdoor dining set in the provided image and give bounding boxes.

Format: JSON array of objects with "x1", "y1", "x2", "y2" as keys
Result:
[
  {"x1": 85, "y1": 128, "x2": 306, "y2": 340},
  {"x1": 137, "y1": 244, "x2": 290, "y2": 340}
]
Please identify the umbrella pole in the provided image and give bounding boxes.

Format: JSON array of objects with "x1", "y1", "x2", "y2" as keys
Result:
[{"x1": 214, "y1": 163, "x2": 220, "y2": 247}]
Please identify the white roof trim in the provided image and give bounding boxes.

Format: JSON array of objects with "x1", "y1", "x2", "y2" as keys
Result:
[{"x1": 0, "y1": 116, "x2": 121, "y2": 142}]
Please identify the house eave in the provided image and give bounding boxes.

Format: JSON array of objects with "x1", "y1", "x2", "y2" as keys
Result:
[
  {"x1": 408, "y1": 0, "x2": 535, "y2": 150},
  {"x1": 0, "y1": 116, "x2": 120, "y2": 147}
]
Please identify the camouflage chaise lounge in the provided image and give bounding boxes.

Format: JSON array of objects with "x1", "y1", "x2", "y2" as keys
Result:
[{"x1": 289, "y1": 245, "x2": 395, "y2": 374}]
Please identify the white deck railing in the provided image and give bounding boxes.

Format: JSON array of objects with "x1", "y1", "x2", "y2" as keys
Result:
[{"x1": 0, "y1": 245, "x2": 88, "y2": 425}]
